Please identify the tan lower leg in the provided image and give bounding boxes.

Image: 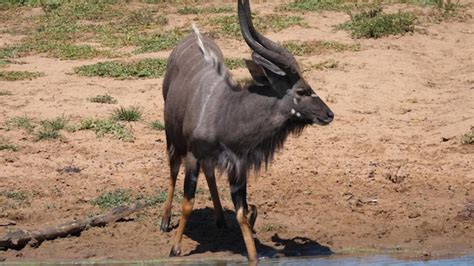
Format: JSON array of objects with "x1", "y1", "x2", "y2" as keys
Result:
[
  {"x1": 170, "y1": 197, "x2": 194, "y2": 256},
  {"x1": 236, "y1": 207, "x2": 257, "y2": 261}
]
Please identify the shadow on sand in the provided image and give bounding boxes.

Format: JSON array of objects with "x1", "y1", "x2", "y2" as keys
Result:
[{"x1": 181, "y1": 207, "x2": 332, "y2": 259}]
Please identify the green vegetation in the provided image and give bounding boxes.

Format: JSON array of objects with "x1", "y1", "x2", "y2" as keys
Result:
[
  {"x1": 0, "y1": 90, "x2": 12, "y2": 96},
  {"x1": 92, "y1": 188, "x2": 167, "y2": 209},
  {"x1": 208, "y1": 14, "x2": 307, "y2": 38},
  {"x1": 0, "y1": 143, "x2": 18, "y2": 151},
  {"x1": 133, "y1": 30, "x2": 184, "y2": 54},
  {"x1": 283, "y1": 40, "x2": 360, "y2": 56},
  {"x1": 0, "y1": 71, "x2": 44, "y2": 81},
  {"x1": 76, "y1": 118, "x2": 134, "y2": 141},
  {"x1": 0, "y1": 137, "x2": 18, "y2": 152},
  {"x1": 88, "y1": 94, "x2": 117, "y2": 104},
  {"x1": 338, "y1": 7, "x2": 415, "y2": 38},
  {"x1": 4, "y1": 115, "x2": 35, "y2": 133},
  {"x1": 177, "y1": 5, "x2": 233, "y2": 15},
  {"x1": 461, "y1": 127, "x2": 474, "y2": 145},
  {"x1": 112, "y1": 106, "x2": 142, "y2": 122},
  {"x1": 0, "y1": 190, "x2": 29, "y2": 203},
  {"x1": 224, "y1": 58, "x2": 246, "y2": 70},
  {"x1": 75, "y1": 58, "x2": 167, "y2": 79},
  {"x1": 279, "y1": 0, "x2": 352, "y2": 12},
  {"x1": 150, "y1": 120, "x2": 165, "y2": 131},
  {"x1": 35, "y1": 117, "x2": 67, "y2": 140},
  {"x1": 91, "y1": 189, "x2": 132, "y2": 209}
]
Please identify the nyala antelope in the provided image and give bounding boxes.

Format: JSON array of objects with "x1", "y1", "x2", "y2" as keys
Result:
[{"x1": 160, "y1": 0, "x2": 333, "y2": 261}]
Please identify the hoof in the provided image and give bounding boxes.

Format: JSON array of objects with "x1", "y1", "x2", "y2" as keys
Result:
[
  {"x1": 160, "y1": 215, "x2": 171, "y2": 232},
  {"x1": 169, "y1": 246, "x2": 181, "y2": 257},
  {"x1": 248, "y1": 204, "x2": 257, "y2": 231}
]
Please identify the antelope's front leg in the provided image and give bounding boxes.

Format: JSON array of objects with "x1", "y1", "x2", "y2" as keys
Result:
[
  {"x1": 229, "y1": 178, "x2": 258, "y2": 261},
  {"x1": 169, "y1": 154, "x2": 200, "y2": 257}
]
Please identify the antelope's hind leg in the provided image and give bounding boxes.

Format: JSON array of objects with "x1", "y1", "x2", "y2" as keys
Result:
[
  {"x1": 202, "y1": 160, "x2": 227, "y2": 228},
  {"x1": 169, "y1": 153, "x2": 200, "y2": 257},
  {"x1": 160, "y1": 152, "x2": 181, "y2": 232}
]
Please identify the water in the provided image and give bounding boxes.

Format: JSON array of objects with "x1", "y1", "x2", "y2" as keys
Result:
[{"x1": 3, "y1": 255, "x2": 473, "y2": 265}]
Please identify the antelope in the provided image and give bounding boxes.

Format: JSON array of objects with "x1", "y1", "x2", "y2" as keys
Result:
[{"x1": 160, "y1": 0, "x2": 333, "y2": 261}]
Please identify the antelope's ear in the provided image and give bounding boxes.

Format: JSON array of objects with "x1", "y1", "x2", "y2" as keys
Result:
[
  {"x1": 251, "y1": 52, "x2": 286, "y2": 76},
  {"x1": 245, "y1": 59, "x2": 270, "y2": 86}
]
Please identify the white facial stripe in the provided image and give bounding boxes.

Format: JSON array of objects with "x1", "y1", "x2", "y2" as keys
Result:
[
  {"x1": 296, "y1": 112, "x2": 301, "y2": 117},
  {"x1": 311, "y1": 94, "x2": 319, "y2": 98},
  {"x1": 293, "y1": 97, "x2": 298, "y2": 105},
  {"x1": 291, "y1": 108, "x2": 296, "y2": 115}
]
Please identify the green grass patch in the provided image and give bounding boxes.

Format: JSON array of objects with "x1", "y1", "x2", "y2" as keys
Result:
[
  {"x1": 338, "y1": 7, "x2": 416, "y2": 38},
  {"x1": 283, "y1": 40, "x2": 360, "y2": 56},
  {"x1": 4, "y1": 115, "x2": 35, "y2": 133},
  {"x1": 0, "y1": 71, "x2": 44, "y2": 81},
  {"x1": 461, "y1": 127, "x2": 474, "y2": 145},
  {"x1": 0, "y1": 45, "x2": 32, "y2": 60},
  {"x1": 35, "y1": 116, "x2": 67, "y2": 141},
  {"x1": 0, "y1": 90, "x2": 12, "y2": 96},
  {"x1": 150, "y1": 120, "x2": 165, "y2": 131},
  {"x1": 133, "y1": 30, "x2": 184, "y2": 54},
  {"x1": 43, "y1": 43, "x2": 115, "y2": 60},
  {"x1": 88, "y1": 94, "x2": 117, "y2": 104},
  {"x1": 177, "y1": 5, "x2": 233, "y2": 15},
  {"x1": 224, "y1": 58, "x2": 246, "y2": 70},
  {"x1": 76, "y1": 118, "x2": 134, "y2": 141},
  {"x1": 208, "y1": 14, "x2": 307, "y2": 38},
  {"x1": 92, "y1": 188, "x2": 167, "y2": 209},
  {"x1": 278, "y1": 0, "x2": 352, "y2": 12},
  {"x1": 112, "y1": 106, "x2": 142, "y2": 122},
  {"x1": 75, "y1": 58, "x2": 167, "y2": 79},
  {"x1": 91, "y1": 189, "x2": 132, "y2": 209}
]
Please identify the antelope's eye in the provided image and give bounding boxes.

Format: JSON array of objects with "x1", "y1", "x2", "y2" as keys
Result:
[{"x1": 296, "y1": 88, "x2": 309, "y2": 96}]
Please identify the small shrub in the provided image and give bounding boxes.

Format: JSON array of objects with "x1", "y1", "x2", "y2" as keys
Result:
[
  {"x1": 4, "y1": 115, "x2": 35, "y2": 133},
  {"x1": 150, "y1": 120, "x2": 165, "y2": 130},
  {"x1": 0, "y1": 71, "x2": 44, "y2": 81},
  {"x1": 91, "y1": 189, "x2": 132, "y2": 209},
  {"x1": 112, "y1": 106, "x2": 142, "y2": 122},
  {"x1": 88, "y1": 94, "x2": 117, "y2": 104},
  {"x1": 35, "y1": 117, "x2": 67, "y2": 141},
  {"x1": 338, "y1": 7, "x2": 416, "y2": 39},
  {"x1": 40, "y1": 117, "x2": 67, "y2": 131},
  {"x1": 36, "y1": 127, "x2": 60, "y2": 140},
  {"x1": 0, "y1": 143, "x2": 18, "y2": 151},
  {"x1": 75, "y1": 58, "x2": 167, "y2": 79},
  {"x1": 461, "y1": 127, "x2": 474, "y2": 145},
  {"x1": 78, "y1": 118, "x2": 134, "y2": 141}
]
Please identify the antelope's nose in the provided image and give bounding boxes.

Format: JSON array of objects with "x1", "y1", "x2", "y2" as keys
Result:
[{"x1": 322, "y1": 110, "x2": 334, "y2": 124}]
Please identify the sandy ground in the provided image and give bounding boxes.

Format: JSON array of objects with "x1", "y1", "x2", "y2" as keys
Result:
[{"x1": 0, "y1": 1, "x2": 473, "y2": 262}]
